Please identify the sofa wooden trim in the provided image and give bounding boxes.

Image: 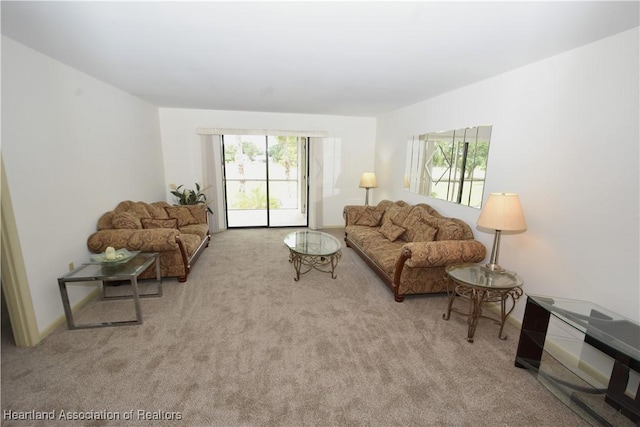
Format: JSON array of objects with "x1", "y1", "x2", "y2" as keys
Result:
[
  {"x1": 394, "y1": 248, "x2": 412, "y2": 302},
  {"x1": 176, "y1": 232, "x2": 211, "y2": 282},
  {"x1": 175, "y1": 235, "x2": 190, "y2": 282}
]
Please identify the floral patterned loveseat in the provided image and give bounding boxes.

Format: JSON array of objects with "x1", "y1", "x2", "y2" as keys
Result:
[
  {"x1": 344, "y1": 200, "x2": 486, "y2": 301},
  {"x1": 87, "y1": 201, "x2": 211, "y2": 282}
]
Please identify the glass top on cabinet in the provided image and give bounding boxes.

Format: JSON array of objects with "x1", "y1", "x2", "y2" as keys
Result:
[
  {"x1": 527, "y1": 294, "x2": 640, "y2": 361},
  {"x1": 284, "y1": 230, "x2": 342, "y2": 256},
  {"x1": 445, "y1": 264, "x2": 524, "y2": 289},
  {"x1": 59, "y1": 252, "x2": 158, "y2": 281}
]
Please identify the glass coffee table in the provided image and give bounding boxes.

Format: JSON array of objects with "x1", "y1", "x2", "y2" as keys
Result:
[
  {"x1": 57, "y1": 252, "x2": 162, "y2": 329},
  {"x1": 284, "y1": 230, "x2": 342, "y2": 281}
]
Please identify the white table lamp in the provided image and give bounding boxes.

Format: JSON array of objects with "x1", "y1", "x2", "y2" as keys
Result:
[
  {"x1": 359, "y1": 172, "x2": 377, "y2": 206},
  {"x1": 477, "y1": 192, "x2": 527, "y2": 272}
]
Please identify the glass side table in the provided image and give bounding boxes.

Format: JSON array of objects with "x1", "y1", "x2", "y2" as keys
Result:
[
  {"x1": 443, "y1": 263, "x2": 524, "y2": 342},
  {"x1": 58, "y1": 252, "x2": 162, "y2": 329}
]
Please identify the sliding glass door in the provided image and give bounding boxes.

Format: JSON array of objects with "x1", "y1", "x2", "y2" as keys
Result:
[{"x1": 222, "y1": 135, "x2": 308, "y2": 228}]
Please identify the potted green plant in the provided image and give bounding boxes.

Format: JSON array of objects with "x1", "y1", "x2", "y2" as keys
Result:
[{"x1": 169, "y1": 183, "x2": 213, "y2": 214}]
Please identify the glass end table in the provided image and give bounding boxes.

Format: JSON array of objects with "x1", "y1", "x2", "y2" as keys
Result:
[
  {"x1": 443, "y1": 263, "x2": 524, "y2": 342},
  {"x1": 58, "y1": 252, "x2": 162, "y2": 329}
]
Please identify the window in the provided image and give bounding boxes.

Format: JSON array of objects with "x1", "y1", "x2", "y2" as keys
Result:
[{"x1": 222, "y1": 135, "x2": 308, "y2": 227}]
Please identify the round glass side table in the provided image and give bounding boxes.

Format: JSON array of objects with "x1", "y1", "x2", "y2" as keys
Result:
[{"x1": 443, "y1": 263, "x2": 524, "y2": 343}]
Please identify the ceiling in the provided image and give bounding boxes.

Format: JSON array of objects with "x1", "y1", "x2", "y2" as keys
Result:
[{"x1": 2, "y1": 1, "x2": 639, "y2": 117}]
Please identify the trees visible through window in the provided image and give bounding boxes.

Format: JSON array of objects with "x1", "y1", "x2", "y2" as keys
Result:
[
  {"x1": 405, "y1": 126, "x2": 492, "y2": 209},
  {"x1": 222, "y1": 135, "x2": 308, "y2": 227}
]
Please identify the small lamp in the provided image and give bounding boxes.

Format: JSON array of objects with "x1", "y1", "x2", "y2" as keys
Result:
[
  {"x1": 359, "y1": 172, "x2": 377, "y2": 206},
  {"x1": 477, "y1": 192, "x2": 527, "y2": 273}
]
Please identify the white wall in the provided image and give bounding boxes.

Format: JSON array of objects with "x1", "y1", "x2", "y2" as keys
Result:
[
  {"x1": 1, "y1": 37, "x2": 166, "y2": 332},
  {"x1": 158, "y1": 108, "x2": 376, "y2": 228},
  {"x1": 376, "y1": 28, "x2": 640, "y2": 322}
]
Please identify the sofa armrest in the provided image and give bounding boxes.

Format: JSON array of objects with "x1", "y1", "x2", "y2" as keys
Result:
[
  {"x1": 87, "y1": 229, "x2": 181, "y2": 253},
  {"x1": 343, "y1": 205, "x2": 369, "y2": 226},
  {"x1": 402, "y1": 240, "x2": 487, "y2": 268}
]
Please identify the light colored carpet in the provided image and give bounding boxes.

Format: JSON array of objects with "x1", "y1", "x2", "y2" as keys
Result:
[{"x1": 1, "y1": 228, "x2": 590, "y2": 426}]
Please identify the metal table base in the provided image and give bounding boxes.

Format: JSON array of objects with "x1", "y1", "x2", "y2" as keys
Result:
[{"x1": 58, "y1": 252, "x2": 162, "y2": 329}]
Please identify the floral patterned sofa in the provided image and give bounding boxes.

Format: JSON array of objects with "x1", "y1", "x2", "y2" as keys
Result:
[
  {"x1": 87, "y1": 201, "x2": 211, "y2": 282},
  {"x1": 344, "y1": 200, "x2": 486, "y2": 302}
]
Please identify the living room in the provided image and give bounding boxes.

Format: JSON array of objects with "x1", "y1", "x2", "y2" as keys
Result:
[
  {"x1": 3, "y1": 0, "x2": 638, "y2": 338},
  {"x1": 3, "y1": 0, "x2": 639, "y2": 334},
  {"x1": 1, "y1": 3, "x2": 639, "y2": 422}
]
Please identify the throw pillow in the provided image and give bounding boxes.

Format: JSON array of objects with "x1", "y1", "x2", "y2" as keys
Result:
[
  {"x1": 354, "y1": 207, "x2": 384, "y2": 227},
  {"x1": 185, "y1": 204, "x2": 208, "y2": 224},
  {"x1": 418, "y1": 215, "x2": 466, "y2": 241},
  {"x1": 141, "y1": 218, "x2": 178, "y2": 229},
  {"x1": 121, "y1": 202, "x2": 151, "y2": 219},
  {"x1": 402, "y1": 207, "x2": 439, "y2": 242},
  {"x1": 165, "y1": 206, "x2": 199, "y2": 227},
  {"x1": 391, "y1": 205, "x2": 414, "y2": 226},
  {"x1": 381, "y1": 203, "x2": 401, "y2": 225},
  {"x1": 379, "y1": 220, "x2": 406, "y2": 242},
  {"x1": 434, "y1": 221, "x2": 466, "y2": 241},
  {"x1": 347, "y1": 209, "x2": 363, "y2": 225},
  {"x1": 410, "y1": 219, "x2": 438, "y2": 242},
  {"x1": 112, "y1": 212, "x2": 143, "y2": 229},
  {"x1": 146, "y1": 203, "x2": 170, "y2": 219}
]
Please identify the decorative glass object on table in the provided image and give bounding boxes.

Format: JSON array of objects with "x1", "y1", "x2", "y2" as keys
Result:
[{"x1": 89, "y1": 248, "x2": 139, "y2": 264}]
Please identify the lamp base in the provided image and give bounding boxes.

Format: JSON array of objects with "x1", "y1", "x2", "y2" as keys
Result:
[
  {"x1": 485, "y1": 230, "x2": 504, "y2": 273},
  {"x1": 484, "y1": 263, "x2": 505, "y2": 273}
]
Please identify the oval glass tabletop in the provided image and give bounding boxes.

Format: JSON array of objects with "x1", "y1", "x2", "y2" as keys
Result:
[{"x1": 284, "y1": 230, "x2": 342, "y2": 256}]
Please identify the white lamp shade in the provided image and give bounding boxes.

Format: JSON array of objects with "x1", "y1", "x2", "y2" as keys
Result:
[
  {"x1": 359, "y1": 172, "x2": 377, "y2": 188},
  {"x1": 477, "y1": 192, "x2": 527, "y2": 232}
]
